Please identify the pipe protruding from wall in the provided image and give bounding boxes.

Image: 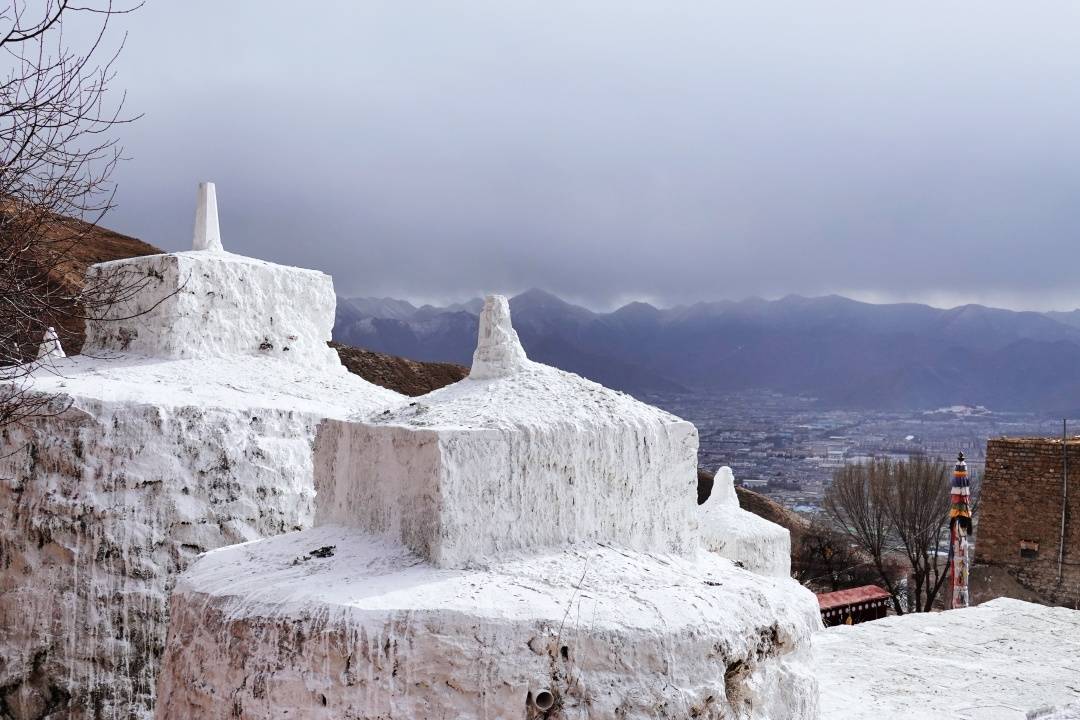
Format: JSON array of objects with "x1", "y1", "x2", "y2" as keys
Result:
[{"x1": 530, "y1": 689, "x2": 555, "y2": 712}]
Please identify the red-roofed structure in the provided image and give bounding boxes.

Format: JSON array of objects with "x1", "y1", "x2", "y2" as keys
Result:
[{"x1": 817, "y1": 585, "x2": 892, "y2": 627}]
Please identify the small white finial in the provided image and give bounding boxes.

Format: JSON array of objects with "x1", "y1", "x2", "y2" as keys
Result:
[
  {"x1": 37, "y1": 326, "x2": 65, "y2": 360},
  {"x1": 192, "y1": 182, "x2": 223, "y2": 252},
  {"x1": 469, "y1": 295, "x2": 528, "y2": 380},
  {"x1": 713, "y1": 466, "x2": 739, "y2": 507}
]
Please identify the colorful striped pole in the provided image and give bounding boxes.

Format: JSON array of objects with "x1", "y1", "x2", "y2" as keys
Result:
[{"x1": 949, "y1": 451, "x2": 973, "y2": 609}]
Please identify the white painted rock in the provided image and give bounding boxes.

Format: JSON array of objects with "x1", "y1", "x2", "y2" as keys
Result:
[
  {"x1": 318, "y1": 295, "x2": 699, "y2": 567},
  {"x1": 83, "y1": 252, "x2": 341, "y2": 368},
  {"x1": 699, "y1": 466, "x2": 792, "y2": 578},
  {"x1": 157, "y1": 296, "x2": 822, "y2": 719},
  {"x1": 36, "y1": 325, "x2": 65, "y2": 360},
  {"x1": 0, "y1": 359, "x2": 400, "y2": 719},
  {"x1": 191, "y1": 181, "x2": 223, "y2": 252},
  {"x1": 0, "y1": 185, "x2": 404, "y2": 719},
  {"x1": 1031, "y1": 706, "x2": 1080, "y2": 720},
  {"x1": 814, "y1": 598, "x2": 1080, "y2": 719},
  {"x1": 469, "y1": 294, "x2": 528, "y2": 379},
  {"x1": 157, "y1": 527, "x2": 822, "y2": 720}
]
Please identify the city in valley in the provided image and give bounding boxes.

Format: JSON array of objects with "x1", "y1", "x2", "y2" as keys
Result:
[{"x1": 649, "y1": 389, "x2": 1064, "y2": 517}]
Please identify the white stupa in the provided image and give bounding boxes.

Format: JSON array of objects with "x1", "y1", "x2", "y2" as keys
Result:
[
  {"x1": 700, "y1": 466, "x2": 793, "y2": 577},
  {"x1": 0, "y1": 185, "x2": 403, "y2": 719},
  {"x1": 156, "y1": 295, "x2": 821, "y2": 720},
  {"x1": 82, "y1": 181, "x2": 340, "y2": 367},
  {"x1": 36, "y1": 325, "x2": 65, "y2": 359}
]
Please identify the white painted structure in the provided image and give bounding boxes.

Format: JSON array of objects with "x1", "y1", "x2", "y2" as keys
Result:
[
  {"x1": 36, "y1": 325, "x2": 65, "y2": 359},
  {"x1": 814, "y1": 598, "x2": 1080, "y2": 719},
  {"x1": 157, "y1": 296, "x2": 822, "y2": 720},
  {"x1": 83, "y1": 256, "x2": 340, "y2": 368},
  {"x1": 0, "y1": 186, "x2": 402, "y2": 720},
  {"x1": 700, "y1": 466, "x2": 792, "y2": 577},
  {"x1": 191, "y1": 181, "x2": 223, "y2": 252},
  {"x1": 316, "y1": 294, "x2": 699, "y2": 567}
]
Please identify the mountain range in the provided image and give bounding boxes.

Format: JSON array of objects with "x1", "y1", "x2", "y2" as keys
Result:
[{"x1": 334, "y1": 290, "x2": 1080, "y2": 412}]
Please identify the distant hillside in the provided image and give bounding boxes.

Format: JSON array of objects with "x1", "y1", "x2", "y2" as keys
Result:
[
  {"x1": 335, "y1": 290, "x2": 1080, "y2": 412},
  {"x1": 1047, "y1": 309, "x2": 1080, "y2": 330}
]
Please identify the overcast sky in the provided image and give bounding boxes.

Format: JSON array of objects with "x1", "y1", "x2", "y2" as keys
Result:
[{"x1": 95, "y1": 1, "x2": 1080, "y2": 310}]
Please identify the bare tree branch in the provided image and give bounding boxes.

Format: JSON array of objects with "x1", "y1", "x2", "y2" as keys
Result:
[
  {"x1": 0, "y1": 0, "x2": 144, "y2": 432},
  {"x1": 825, "y1": 456, "x2": 959, "y2": 614}
]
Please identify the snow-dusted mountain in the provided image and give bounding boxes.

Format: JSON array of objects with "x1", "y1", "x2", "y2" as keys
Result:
[{"x1": 334, "y1": 290, "x2": 1080, "y2": 412}]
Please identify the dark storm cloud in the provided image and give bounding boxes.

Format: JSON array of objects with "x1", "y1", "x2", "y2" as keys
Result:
[{"x1": 102, "y1": 1, "x2": 1080, "y2": 310}]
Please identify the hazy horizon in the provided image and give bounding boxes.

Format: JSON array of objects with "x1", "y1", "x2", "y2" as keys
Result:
[{"x1": 341, "y1": 287, "x2": 1080, "y2": 316}]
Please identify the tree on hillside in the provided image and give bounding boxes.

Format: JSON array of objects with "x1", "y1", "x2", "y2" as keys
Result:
[
  {"x1": 824, "y1": 456, "x2": 955, "y2": 614},
  {"x1": 0, "y1": 0, "x2": 145, "y2": 431}
]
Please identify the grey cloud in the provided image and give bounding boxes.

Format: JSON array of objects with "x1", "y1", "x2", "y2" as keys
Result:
[{"x1": 97, "y1": 1, "x2": 1080, "y2": 310}]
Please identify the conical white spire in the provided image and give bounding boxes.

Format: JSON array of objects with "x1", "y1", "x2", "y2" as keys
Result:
[
  {"x1": 37, "y1": 326, "x2": 65, "y2": 360},
  {"x1": 712, "y1": 466, "x2": 739, "y2": 507},
  {"x1": 192, "y1": 182, "x2": 223, "y2": 252},
  {"x1": 469, "y1": 295, "x2": 528, "y2": 380}
]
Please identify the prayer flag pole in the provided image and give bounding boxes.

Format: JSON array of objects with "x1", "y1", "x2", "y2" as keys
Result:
[{"x1": 949, "y1": 451, "x2": 973, "y2": 609}]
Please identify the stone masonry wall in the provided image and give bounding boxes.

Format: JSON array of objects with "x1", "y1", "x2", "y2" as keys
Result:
[{"x1": 976, "y1": 438, "x2": 1080, "y2": 607}]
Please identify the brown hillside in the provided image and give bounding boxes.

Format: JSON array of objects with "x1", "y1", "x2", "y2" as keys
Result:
[
  {"x1": 12, "y1": 216, "x2": 161, "y2": 354},
  {"x1": 331, "y1": 342, "x2": 467, "y2": 397}
]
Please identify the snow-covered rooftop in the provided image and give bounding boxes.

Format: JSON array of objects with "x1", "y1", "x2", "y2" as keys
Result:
[{"x1": 814, "y1": 598, "x2": 1080, "y2": 720}]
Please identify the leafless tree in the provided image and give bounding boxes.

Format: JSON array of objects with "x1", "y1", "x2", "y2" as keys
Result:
[
  {"x1": 793, "y1": 520, "x2": 891, "y2": 592},
  {"x1": 884, "y1": 456, "x2": 951, "y2": 612},
  {"x1": 825, "y1": 456, "x2": 956, "y2": 614},
  {"x1": 0, "y1": 0, "x2": 146, "y2": 432},
  {"x1": 823, "y1": 459, "x2": 907, "y2": 612}
]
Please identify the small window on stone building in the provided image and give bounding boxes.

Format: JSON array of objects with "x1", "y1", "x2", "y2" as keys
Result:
[{"x1": 1019, "y1": 540, "x2": 1039, "y2": 559}]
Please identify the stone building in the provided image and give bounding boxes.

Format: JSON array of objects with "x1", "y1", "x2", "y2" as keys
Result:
[{"x1": 975, "y1": 436, "x2": 1080, "y2": 607}]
